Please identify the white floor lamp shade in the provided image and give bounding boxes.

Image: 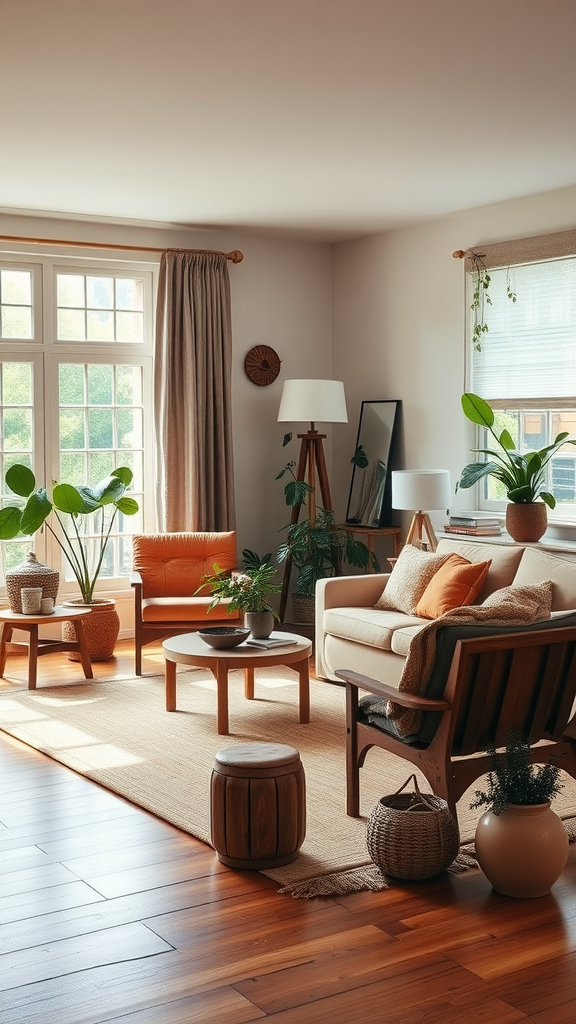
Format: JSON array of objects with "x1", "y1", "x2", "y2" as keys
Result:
[
  {"x1": 277, "y1": 379, "x2": 348, "y2": 428},
  {"x1": 392, "y1": 470, "x2": 451, "y2": 551}
]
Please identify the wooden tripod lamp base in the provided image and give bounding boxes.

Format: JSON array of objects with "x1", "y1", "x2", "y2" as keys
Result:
[
  {"x1": 405, "y1": 512, "x2": 439, "y2": 552},
  {"x1": 391, "y1": 470, "x2": 452, "y2": 555}
]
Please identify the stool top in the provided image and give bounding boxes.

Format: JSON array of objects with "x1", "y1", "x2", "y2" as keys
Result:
[{"x1": 215, "y1": 742, "x2": 300, "y2": 769}]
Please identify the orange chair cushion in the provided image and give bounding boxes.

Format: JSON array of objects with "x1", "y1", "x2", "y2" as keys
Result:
[
  {"x1": 141, "y1": 597, "x2": 241, "y2": 623},
  {"x1": 133, "y1": 532, "x2": 238, "y2": 598},
  {"x1": 415, "y1": 554, "x2": 492, "y2": 619}
]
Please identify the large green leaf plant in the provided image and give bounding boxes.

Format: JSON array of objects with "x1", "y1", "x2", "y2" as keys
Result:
[
  {"x1": 0, "y1": 464, "x2": 139, "y2": 603},
  {"x1": 457, "y1": 393, "x2": 576, "y2": 508}
]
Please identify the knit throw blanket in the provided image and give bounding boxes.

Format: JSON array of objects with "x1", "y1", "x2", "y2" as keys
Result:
[{"x1": 388, "y1": 580, "x2": 554, "y2": 737}]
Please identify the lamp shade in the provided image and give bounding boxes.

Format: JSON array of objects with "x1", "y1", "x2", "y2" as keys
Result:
[
  {"x1": 392, "y1": 470, "x2": 452, "y2": 511},
  {"x1": 277, "y1": 379, "x2": 348, "y2": 424}
]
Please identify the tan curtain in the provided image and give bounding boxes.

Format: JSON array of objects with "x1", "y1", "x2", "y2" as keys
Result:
[{"x1": 154, "y1": 251, "x2": 235, "y2": 532}]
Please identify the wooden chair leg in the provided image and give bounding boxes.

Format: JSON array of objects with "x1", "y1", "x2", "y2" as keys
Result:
[{"x1": 345, "y1": 682, "x2": 361, "y2": 816}]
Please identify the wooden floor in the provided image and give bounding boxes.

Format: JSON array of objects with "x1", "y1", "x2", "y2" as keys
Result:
[{"x1": 2, "y1": 643, "x2": 576, "y2": 1022}]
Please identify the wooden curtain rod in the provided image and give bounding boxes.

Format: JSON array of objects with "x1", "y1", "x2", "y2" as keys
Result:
[{"x1": 0, "y1": 234, "x2": 243, "y2": 263}]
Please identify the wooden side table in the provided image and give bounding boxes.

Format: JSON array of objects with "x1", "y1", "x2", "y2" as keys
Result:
[
  {"x1": 0, "y1": 606, "x2": 93, "y2": 689},
  {"x1": 338, "y1": 524, "x2": 402, "y2": 570}
]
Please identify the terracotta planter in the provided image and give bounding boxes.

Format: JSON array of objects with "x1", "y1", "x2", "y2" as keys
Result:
[
  {"x1": 245, "y1": 610, "x2": 275, "y2": 639},
  {"x1": 61, "y1": 598, "x2": 120, "y2": 661},
  {"x1": 475, "y1": 802, "x2": 568, "y2": 898},
  {"x1": 506, "y1": 502, "x2": 547, "y2": 543}
]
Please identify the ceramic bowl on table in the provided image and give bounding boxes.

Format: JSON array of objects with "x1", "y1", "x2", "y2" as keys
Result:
[{"x1": 198, "y1": 626, "x2": 251, "y2": 650}]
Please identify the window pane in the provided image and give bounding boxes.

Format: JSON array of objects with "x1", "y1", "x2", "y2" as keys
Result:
[
  {"x1": 1, "y1": 306, "x2": 32, "y2": 338},
  {"x1": 4, "y1": 362, "x2": 32, "y2": 404},
  {"x1": 58, "y1": 308, "x2": 86, "y2": 340},
  {"x1": 2, "y1": 270, "x2": 31, "y2": 304},
  {"x1": 60, "y1": 364, "x2": 84, "y2": 404},
  {"x1": 116, "y1": 364, "x2": 141, "y2": 404},
  {"x1": 57, "y1": 275, "x2": 85, "y2": 307},
  {"x1": 3, "y1": 408, "x2": 32, "y2": 452},
  {"x1": 88, "y1": 450, "x2": 114, "y2": 481},
  {"x1": 116, "y1": 310, "x2": 144, "y2": 342},
  {"x1": 60, "y1": 409, "x2": 86, "y2": 450},
  {"x1": 88, "y1": 408, "x2": 113, "y2": 449},
  {"x1": 86, "y1": 310, "x2": 114, "y2": 342},
  {"x1": 88, "y1": 364, "x2": 113, "y2": 405},
  {"x1": 87, "y1": 276, "x2": 114, "y2": 309},
  {"x1": 116, "y1": 278, "x2": 143, "y2": 310},
  {"x1": 117, "y1": 408, "x2": 141, "y2": 448},
  {"x1": 60, "y1": 451, "x2": 85, "y2": 482}
]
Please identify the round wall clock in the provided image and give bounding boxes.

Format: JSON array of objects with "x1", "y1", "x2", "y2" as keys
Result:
[{"x1": 244, "y1": 345, "x2": 281, "y2": 386}]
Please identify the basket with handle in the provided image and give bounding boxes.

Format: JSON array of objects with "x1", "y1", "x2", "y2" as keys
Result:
[{"x1": 366, "y1": 774, "x2": 460, "y2": 880}]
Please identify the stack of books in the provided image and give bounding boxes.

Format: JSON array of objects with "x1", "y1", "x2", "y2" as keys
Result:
[{"x1": 444, "y1": 513, "x2": 502, "y2": 536}]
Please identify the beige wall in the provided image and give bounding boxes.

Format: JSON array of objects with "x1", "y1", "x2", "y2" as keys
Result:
[{"x1": 331, "y1": 185, "x2": 576, "y2": 540}]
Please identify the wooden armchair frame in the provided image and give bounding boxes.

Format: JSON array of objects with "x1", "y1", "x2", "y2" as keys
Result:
[{"x1": 337, "y1": 625, "x2": 576, "y2": 825}]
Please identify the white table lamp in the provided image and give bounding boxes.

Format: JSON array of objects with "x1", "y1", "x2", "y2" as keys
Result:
[{"x1": 392, "y1": 469, "x2": 451, "y2": 551}]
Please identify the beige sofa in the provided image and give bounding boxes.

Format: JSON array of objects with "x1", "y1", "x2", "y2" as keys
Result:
[{"x1": 315, "y1": 537, "x2": 576, "y2": 684}]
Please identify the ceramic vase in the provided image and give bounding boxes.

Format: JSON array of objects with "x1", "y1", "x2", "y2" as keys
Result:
[
  {"x1": 245, "y1": 610, "x2": 275, "y2": 639},
  {"x1": 61, "y1": 598, "x2": 120, "y2": 661},
  {"x1": 475, "y1": 802, "x2": 569, "y2": 898},
  {"x1": 506, "y1": 502, "x2": 547, "y2": 543}
]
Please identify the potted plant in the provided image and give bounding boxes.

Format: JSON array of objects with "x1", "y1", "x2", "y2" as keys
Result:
[
  {"x1": 470, "y1": 733, "x2": 568, "y2": 898},
  {"x1": 457, "y1": 392, "x2": 576, "y2": 542},
  {"x1": 200, "y1": 548, "x2": 282, "y2": 638},
  {"x1": 276, "y1": 453, "x2": 378, "y2": 623},
  {"x1": 0, "y1": 463, "x2": 139, "y2": 659}
]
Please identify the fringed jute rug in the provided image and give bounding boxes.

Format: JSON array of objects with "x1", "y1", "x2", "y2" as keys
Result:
[{"x1": 2, "y1": 668, "x2": 576, "y2": 897}]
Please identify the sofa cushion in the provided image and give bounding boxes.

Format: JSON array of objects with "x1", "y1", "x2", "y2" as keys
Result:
[
  {"x1": 436, "y1": 538, "x2": 524, "y2": 599},
  {"x1": 511, "y1": 546, "x2": 576, "y2": 611},
  {"x1": 390, "y1": 622, "x2": 430, "y2": 657},
  {"x1": 375, "y1": 544, "x2": 452, "y2": 614},
  {"x1": 323, "y1": 606, "x2": 424, "y2": 650},
  {"x1": 415, "y1": 555, "x2": 492, "y2": 618}
]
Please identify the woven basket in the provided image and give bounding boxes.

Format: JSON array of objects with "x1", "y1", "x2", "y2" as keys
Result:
[
  {"x1": 367, "y1": 774, "x2": 460, "y2": 880},
  {"x1": 5, "y1": 551, "x2": 59, "y2": 613}
]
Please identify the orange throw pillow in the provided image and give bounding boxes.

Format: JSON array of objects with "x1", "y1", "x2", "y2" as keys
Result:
[{"x1": 415, "y1": 554, "x2": 492, "y2": 619}]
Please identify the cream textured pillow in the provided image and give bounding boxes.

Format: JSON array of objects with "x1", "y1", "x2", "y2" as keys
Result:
[
  {"x1": 481, "y1": 580, "x2": 553, "y2": 620},
  {"x1": 375, "y1": 545, "x2": 452, "y2": 615}
]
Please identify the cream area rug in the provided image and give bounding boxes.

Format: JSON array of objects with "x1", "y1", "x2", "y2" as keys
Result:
[{"x1": 2, "y1": 667, "x2": 576, "y2": 890}]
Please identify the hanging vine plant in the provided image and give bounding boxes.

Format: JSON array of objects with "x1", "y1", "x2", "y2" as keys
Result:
[{"x1": 453, "y1": 248, "x2": 517, "y2": 352}]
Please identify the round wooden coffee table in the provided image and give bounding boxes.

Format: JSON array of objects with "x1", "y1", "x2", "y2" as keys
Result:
[{"x1": 162, "y1": 631, "x2": 312, "y2": 735}]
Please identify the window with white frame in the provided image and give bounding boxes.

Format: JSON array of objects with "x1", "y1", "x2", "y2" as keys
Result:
[
  {"x1": 467, "y1": 230, "x2": 576, "y2": 520},
  {"x1": 0, "y1": 252, "x2": 155, "y2": 592}
]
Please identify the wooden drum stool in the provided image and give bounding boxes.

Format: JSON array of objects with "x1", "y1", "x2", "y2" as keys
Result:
[{"x1": 210, "y1": 742, "x2": 306, "y2": 869}]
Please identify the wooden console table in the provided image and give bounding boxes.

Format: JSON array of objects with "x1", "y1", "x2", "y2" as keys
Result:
[{"x1": 338, "y1": 525, "x2": 402, "y2": 571}]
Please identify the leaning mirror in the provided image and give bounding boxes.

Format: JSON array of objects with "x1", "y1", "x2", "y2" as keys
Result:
[{"x1": 345, "y1": 400, "x2": 400, "y2": 527}]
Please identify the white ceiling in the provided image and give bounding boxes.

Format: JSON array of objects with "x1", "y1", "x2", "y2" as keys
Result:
[{"x1": 2, "y1": 0, "x2": 576, "y2": 242}]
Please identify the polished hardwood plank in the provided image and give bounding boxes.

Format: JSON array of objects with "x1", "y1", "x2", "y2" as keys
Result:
[{"x1": 2, "y1": 641, "x2": 576, "y2": 1023}]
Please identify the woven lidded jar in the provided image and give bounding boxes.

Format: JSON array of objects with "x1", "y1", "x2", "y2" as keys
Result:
[{"x1": 5, "y1": 551, "x2": 59, "y2": 613}]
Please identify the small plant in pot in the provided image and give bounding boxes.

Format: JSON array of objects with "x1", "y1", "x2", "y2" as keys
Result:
[
  {"x1": 200, "y1": 549, "x2": 282, "y2": 639},
  {"x1": 457, "y1": 392, "x2": 576, "y2": 542},
  {"x1": 471, "y1": 733, "x2": 568, "y2": 898},
  {"x1": 0, "y1": 463, "x2": 139, "y2": 659}
]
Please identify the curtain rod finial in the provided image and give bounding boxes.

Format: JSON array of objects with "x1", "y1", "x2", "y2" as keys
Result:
[
  {"x1": 227, "y1": 250, "x2": 243, "y2": 263},
  {"x1": 452, "y1": 249, "x2": 467, "y2": 259}
]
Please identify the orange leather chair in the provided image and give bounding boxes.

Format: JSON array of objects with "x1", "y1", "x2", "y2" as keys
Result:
[{"x1": 131, "y1": 532, "x2": 242, "y2": 674}]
